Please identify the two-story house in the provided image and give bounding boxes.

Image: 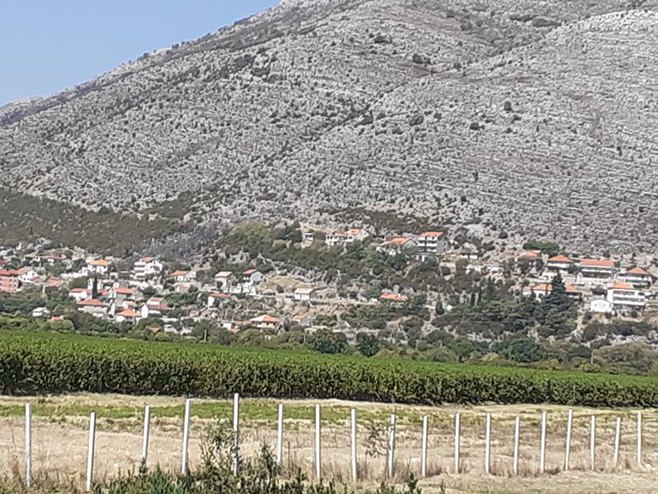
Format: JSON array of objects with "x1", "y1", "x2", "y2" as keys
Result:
[
  {"x1": 546, "y1": 255, "x2": 575, "y2": 273},
  {"x1": 0, "y1": 269, "x2": 20, "y2": 293},
  {"x1": 606, "y1": 282, "x2": 646, "y2": 313},
  {"x1": 416, "y1": 231, "x2": 447, "y2": 260},
  {"x1": 133, "y1": 257, "x2": 163, "y2": 280},
  {"x1": 215, "y1": 271, "x2": 237, "y2": 292},
  {"x1": 86, "y1": 258, "x2": 110, "y2": 276},
  {"x1": 618, "y1": 268, "x2": 652, "y2": 289}
]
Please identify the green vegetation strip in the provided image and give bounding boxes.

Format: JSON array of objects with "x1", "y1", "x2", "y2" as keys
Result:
[{"x1": 2, "y1": 331, "x2": 658, "y2": 408}]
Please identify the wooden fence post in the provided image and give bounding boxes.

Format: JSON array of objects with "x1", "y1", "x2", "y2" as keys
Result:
[
  {"x1": 564, "y1": 409, "x2": 573, "y2": 472},
  {"x1": 387, "y1": 414, "x2": 396, "y2": 478},
  {"x1": 25, "y1": 403, "x2": 32, "y2": 488},
  {"x1": 589, "y1": 415, "x2": 596, "y2": 471},
  {"x1": 484, "y1": 413, "x2": 491, "y2": 474},
  {"x1": 276, "y1": 403, "x2": 284, "y2": 465},
  {"x1": 315, "y1": 404, "x2": 321, "y2": 480},
  {"x1": 453, "y1": 412, "x2": 461, "y2": 474},
  {"x1": 181, "y1": 399, "x2": 191, "y2": 475},
  {"x1": 636, "y1": 411, "x2": 642, "y2": 465},
  {"x1": 513, "y1": 416, "x2": 520, "y2": 475},
  {"x1": 350, "y1": 408, "x2": 358, "y2": 482},
  {"x1": 539, "y1": 411, "x2": 547, "y2": 474},
  {"x1": 232, "y1": 393, "x2": 240, "y2": 475},
  {"x1": 421, "y1": 415, "x2": 428, "y2": 478},
  {"x1": 142, "y1": 405, "x2": 151, "y2": 467},
  {"x1": 85, "y1": 412, "x2": 96, "y2": 491},
  {"x1": 612, "y1": 416, "x2": 621, "y2": 468}
]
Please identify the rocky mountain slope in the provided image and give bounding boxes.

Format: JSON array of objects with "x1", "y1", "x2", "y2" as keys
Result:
[{"x1": 1, "y1": 0, "x2": 657, "y2": 253}]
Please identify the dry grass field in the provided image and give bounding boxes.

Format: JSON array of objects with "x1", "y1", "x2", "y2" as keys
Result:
[{"x1": 0, "y1": 394, "x2": 657, "y2": 493}]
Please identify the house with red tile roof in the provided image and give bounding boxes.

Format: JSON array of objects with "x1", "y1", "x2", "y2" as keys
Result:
[
  {"x1": 618, "y1": 267, "x2": 652, "y2": 289},
  {"x1": 379, "y1": 293, "x2": 409, "y2": 304},
  {"x1": 115, "y1": 308, "x2": 140, "y2": 324},
  {"x1": 86, "y1": 258, "x2": 110, "y2": 275},
  {"x1": 249, "y1": 314, "x2": 282, "y2": 330},
  {"x1": 518, "y1": 250, "x2": 542, "y2": 262},
  {"x1": 377, "y1": 237, "x2": 416, "y2": 256},
  {"x1": 580, "y1": 259, "x2": 616, "y2": 279},
  {"x1": 606, "y1": 282, "x2": 646, "y2": 312},
  {"x1": 0, "y1": 269, "x2": 20, "y2": 293},
  {"x1": 523, "y1": 283, "x2": 582, "y2": 302},
  {"x1": 77, "y1": 298, "x2": 108, "y2": 318},
  {"x1": 546, "y1": 255, "x2": 575, "y2": 272}
]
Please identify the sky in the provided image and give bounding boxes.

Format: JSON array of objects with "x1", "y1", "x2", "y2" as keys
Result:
[{"x1": 0, "y1": 0, "x2": 278, "y2": 106}]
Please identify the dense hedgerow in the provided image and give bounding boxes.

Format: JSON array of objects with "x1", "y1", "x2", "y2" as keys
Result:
[{"x1": 1, "y1": 331, "x2": 658, "y2": 407}]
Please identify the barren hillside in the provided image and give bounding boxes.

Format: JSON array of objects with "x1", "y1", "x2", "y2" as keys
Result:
[{"x1": 0, "y1": 0, "x2": 657, "y2": 253}]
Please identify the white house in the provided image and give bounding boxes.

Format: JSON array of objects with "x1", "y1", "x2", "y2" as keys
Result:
[
  {"x1": 242, "y1": 269, "x2": 264, "y2": 288},
  {"x1": 111, "y1": 286, "x2": 135, "y2": 303},
  {"x1": 249, "y1": 314, "x2": 282, "y2": 331},
  {"x1": 207, "y1": 292, "x2": 231, "y2": 309},
  {"x1": 215, "y1": 271, "x2": 237, "y2": 292},
  {"x1": 68, "y1": 288, "x2": 89, "y2": 303},
  {"x1": 606, "y1": 282, "x2": 646, "y2": 312},
  {"x1": 141, "y1": 297, "x2": 167, "y2": 319},
  {"x1": 416, "y1": 231, "x2": 447, "y2": 254},
  {"x1": 293, "y1": 287, "x2": 316, "y2": 302},
  {"x1": 115, "y1": 308, "x2": 140, "y2": 324},
  {"x1": 589, "y1": 298, "x2": 613, "y2": 314},
  {"x1": 32, "y1": 307, "x2": 51, "y2": 318},
  {"x1": 171, "y1": 270, "x2": 197, "y2": 283},
  {"x1": 77, "y1": 299, "x2": 108, "y2": 318},
  {"x1": 86, "y1": 258, "x2": 110, "y2": 275},
  {"x1": 618, "y1": 267, "x2": 652, "y2": 289},
  {"x1": 345, "y1": 228, "x2": 367, "y2": 243},
  {"x1": 546, "y1": 255, "x2": 575, "y2": 272},
  {"x1": 133, "y1": 257, "x2": 163, "y2": 280},
  {"x1": 16, "y1": 267, "x2": 39, "y2": 283},
  {"x1": 376, "y1": 237, "x2": 415, "y2": 256},
  {"x1": 325, "y1": 228, "x2": 367, "y2": 247},
  {"x1": 580, "y1": 259, "x2": 615, "y2": 279},
  {"x1": 523, "y1": 283, "x2": 582, "y2": 302}
]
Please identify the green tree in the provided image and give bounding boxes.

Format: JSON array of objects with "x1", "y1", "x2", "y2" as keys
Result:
[
  {"x1": 495, "y1": 338, "x2": 547, "y2": 363},
  {"x1": 356, "y1": 332, "x2": 381, "y2": 357},
  {"x1": 307, "y1": 329, "x2": 348, "y2": 355}
]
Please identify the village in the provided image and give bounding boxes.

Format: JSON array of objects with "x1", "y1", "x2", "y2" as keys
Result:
[{"x1": 0, "y1": 223, "x2": 657, "y2": 346}]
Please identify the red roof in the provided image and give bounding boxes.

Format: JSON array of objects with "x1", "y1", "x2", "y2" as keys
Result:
[
  {"x1": 114, "y1": 287, "x2": 134, "y2": 295},
  {"x1": 581, "y1": 259, "x2": 614, "y2": 268},
  {"x1": 419, "y1": 231, "x2": 444, "y2": 238},
  {"x1": 519, "y1": 250, "x2": 541, "y2": 260},
  {"x1": 380, "y1": 293, "x2": 409, "y2": 302},
  {"x1": 46, "y1": 277, "x2": 64, "y2": 287},
  {"x1": 250, "y1": 314, "x2": 281, "y2": 324},
  {"x1": 243, "y1": 269, "x2": 258, "y2": 276},
  {"x1": 117, "y1": 309, "x2": 139, "y2": 318},
  {"x1": 548, "y1": 255, "x2": 574, "y2": 263},
  {"x1": 626, "y1": 267, "x2": 649, "y2": 276},
  {"x1": 387, "y1": 237, "x2": 411, "y2": 246},
  {"x1": 609, "y1": 282, "x2": 635, "y2": 291},
  {"x1": 170, "y1": 270, "x2": 189, "y2": 277},
  {"x1": 0, "y1": 269, "x2": 20, "y2": 277},
  {"x1": 78, "y1": 299, "x2": 105, "y2": 307},
  {"x1": 209, "y1": 293, "x2": 231, "y2": 299},
  {"x1": 87, "y1": 259, "x2": 109, "y2": 267}
]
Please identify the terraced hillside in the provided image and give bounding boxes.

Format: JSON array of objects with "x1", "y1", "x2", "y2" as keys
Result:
[{"x1": 1, "y1": 0, "x2": 657, "y2": 253}]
